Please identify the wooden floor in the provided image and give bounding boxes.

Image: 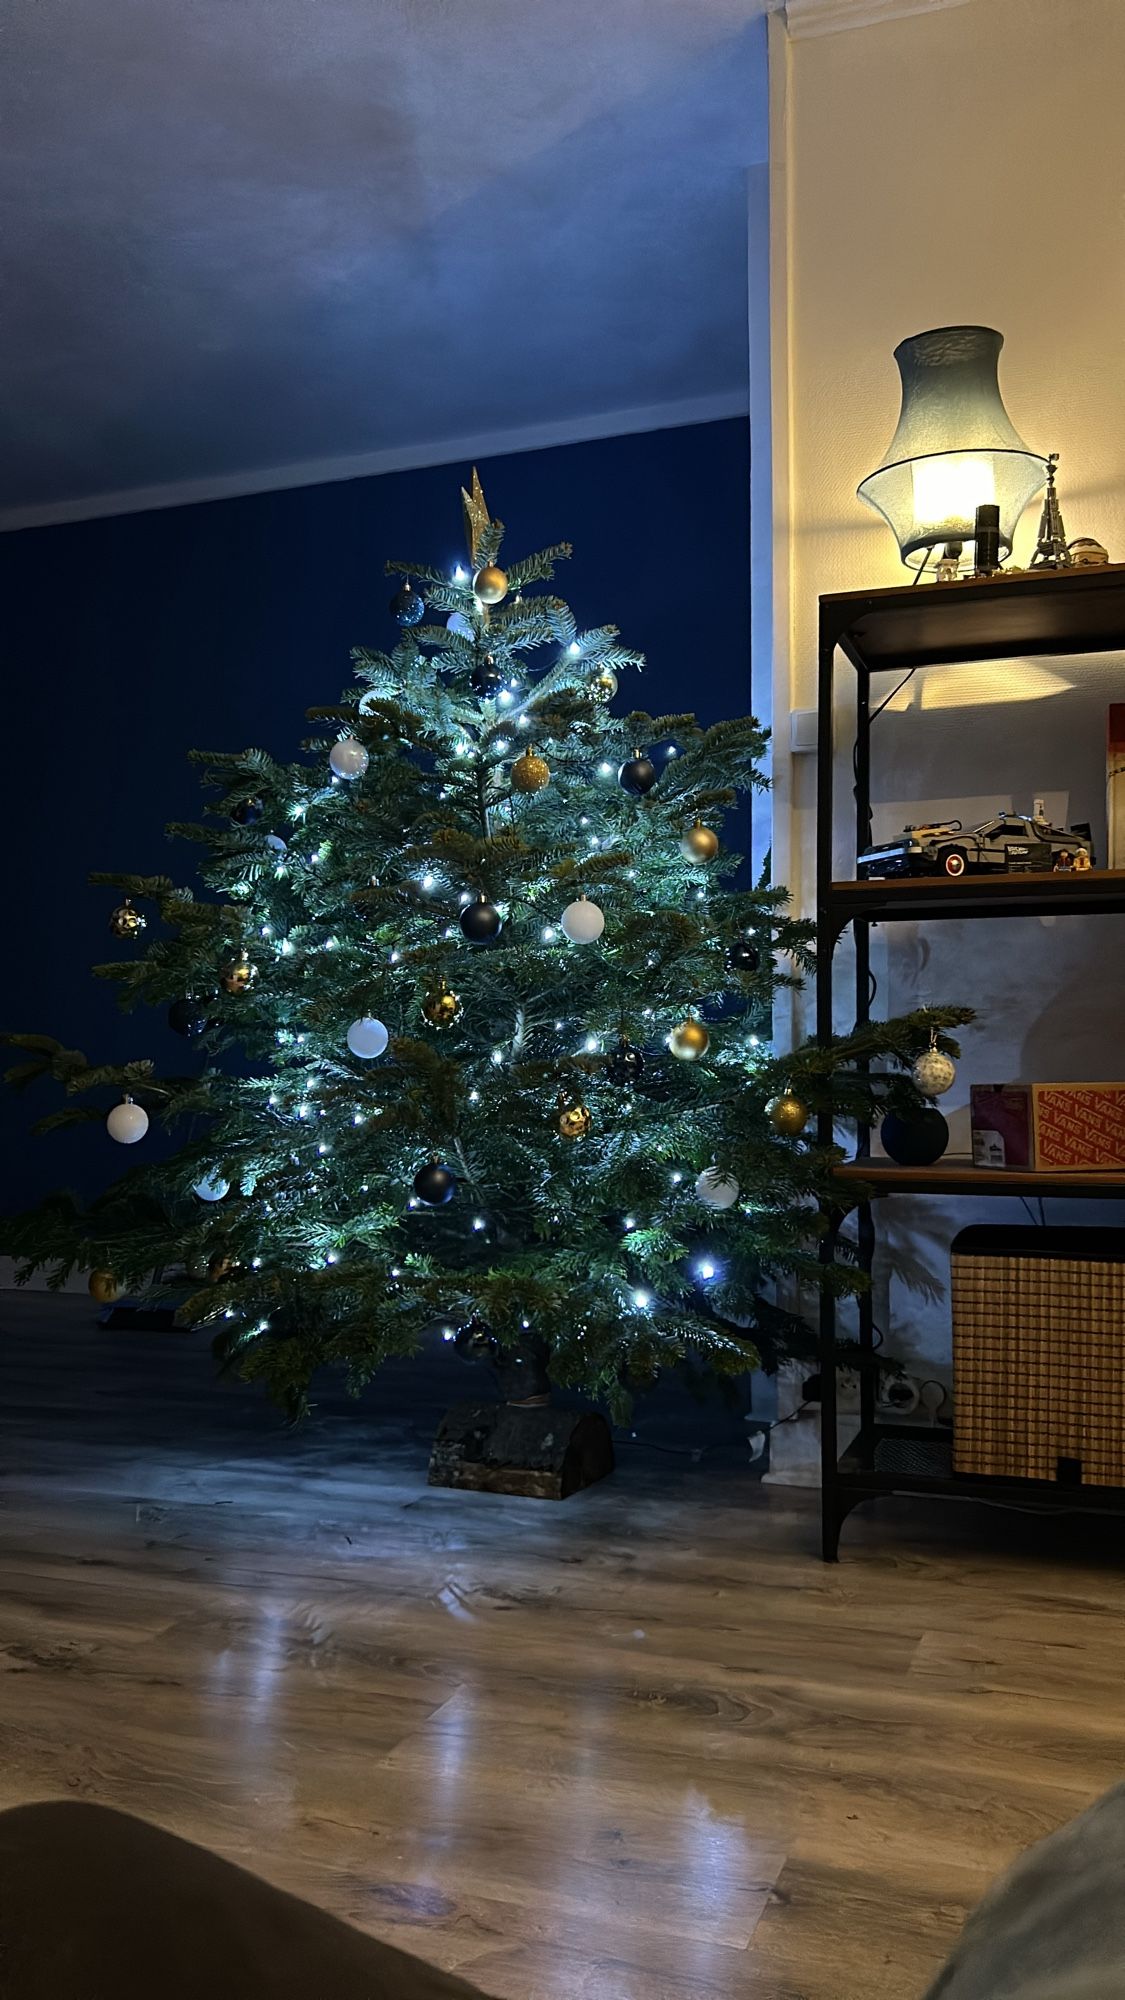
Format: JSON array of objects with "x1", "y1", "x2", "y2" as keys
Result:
[{"x1": 2, "y1": 1296, "x2": 1125, "y2": 2000}]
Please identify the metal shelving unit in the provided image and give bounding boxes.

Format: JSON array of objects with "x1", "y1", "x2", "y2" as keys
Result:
[{"x1": 815, "y1": 564, "x2": 1125, "y2": 1560}]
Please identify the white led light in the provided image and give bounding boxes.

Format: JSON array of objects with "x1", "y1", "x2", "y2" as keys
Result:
[
  {"x1": 261, "y1": 924, "x2": 273, "y2": 938},
  {"x1": 469, "y1": 1088, "x2": 480, "y2": 1102},
  {"x1": 541, "y1": 926, "x2": 557, "y2": 943},
  {"x1": 554, "y1": 1019, "x2": 564, "y2": 1031},
  {"x1": 491, "y1": 1047, "x2": 504, "y2": 1066},
  {"x1": 472, "y1": 1217, "x2": 486, "y2": 1231},
  {"x1": 633, "y1": 1290, "x2": 651, "y2": 1310},
  {"x1": 318, "y1": 1142, "x2": 329, "y2": 1155},
  {"x1": 697, "y1": 1261, "x2": 716, "y2": 1281},
  {"x1": 498, "y1": 690, "x2": 513, "y2": 706},
  {"x1": 453, "y1": 563, "x2": 468, "y2": 582},
  {"x1": 521, "y1": 1317, "x2": 531, "y2": 1329},
  {"x1": 442, "y1": 1325, "x2": 456, "y2": 1341},
  {"x1": 585, "y1": 1034, "x2": 598, "y2": 1052},
  {"x1": 623, "y1": 1215, "x2": 636, "y2": 1231},
  {"x1": 251, "y1": 1257, "x2": 262, "y2": 1268},
  {"x1": 665, "y1": 746, "x2": 678, "y2": 758},
  {"x1": 589, "y1": 835, "x2": 600, "y2": 848},
  {"x1": 280, "y1": 938, "x2": 294, "y2": 955},
  {"x1": 391, "y1": 1267, "x2": 402, "y2": 1278},
  {"x1": 749, "y1": 1035, "x2": 760, "y2": 1048},
  {"x1": 517, "y1": 715, "x2": 529, "y2": 729},
  {"x1": 579, "y1": 816, "x2": 589, "y2": 827},
  {"x1": 325, "y1": 1251, "x2": 338, "y2": 1264},
  {"x1": 598, "y1": 762, "x2": 614, "y2": 777},
  {"x1": 670, "y1": 1171, "x2": 683, "y2": 1185},
  {"x1": 353, "y1": 1112, "x2": 365, "y2": 1125},
  {"x1": 495, "y1": 738, "x2": 510, "y2": 753},
  {"x1": 422, "y1": 873, "x2": 436, "y2": 890},
  {"x1": 568, "y1": 641, "x2": 581, "y2": 656}
]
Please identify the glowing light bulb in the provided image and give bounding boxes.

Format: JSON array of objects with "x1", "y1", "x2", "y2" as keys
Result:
[
  {"x1": 472, "y1": 1217, "x2": 486, "y2": 1231},
  {"x1": 422, "y1": 873, "x2": 436, "y2": 891},
  {"x1": 585, "y1": 1035, "x2": 598, "y2": 1052},
  {"x1": 280, "y1": 938, "x2": 294, "y2": 955},
  {"x1": 498, "y1": 690, "x2": 513, "y2": 706},
  {"x1": 633, "y1": 1290, "x2": 651, "y2": 1310},
  {"x1": 541, "y1": 926, "x2": 557, "y2": 943},
  {"x1": 697, "y1": 1261, "x2": 716, "y2": 1281},
  {"x1": 453, "y1": 563, "x2": 468, "y2": 582},
  {"x1": 598, "y1": 762, "x2": 614, "y2": 777},
  {"x1": 318, "y1": 1142, "x2": 329, "y2": 1155},
  {"x1": 441, "y1": 1325, "x2": 456, "y2": 1341},
  {"x1": 568, "y1": 641, "x2": 581, "y2": 656},
  {"x1": 325, "y1": 1251, "x2": 338, "y2": 1264},
  {"x1": 623, "y1": 1215, "x2": 636, "y2": 1231},
  {"x1": 670, "y1": 1171, "x2": 683, "y2": 1185},
  {"x1": 469, "y1": 1088, "x2": 480, "y2": 1102},
  {"x1": 492, "y1": 1047, "x2": 504, "y2": 1065}
]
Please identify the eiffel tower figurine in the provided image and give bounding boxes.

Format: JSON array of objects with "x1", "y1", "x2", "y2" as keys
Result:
[{"x1": 1031, "y1": 452, "x2": 1072, "y2": 566}]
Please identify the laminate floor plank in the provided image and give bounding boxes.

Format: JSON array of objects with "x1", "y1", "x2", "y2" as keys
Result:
[{"x1": 2, "y1": 1293, "x2": 1125, "y2": 1999}]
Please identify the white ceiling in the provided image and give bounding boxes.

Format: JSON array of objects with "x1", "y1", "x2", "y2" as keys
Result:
[{"x1": 1, "y1": 0, "x2": 768, "y2": 525}]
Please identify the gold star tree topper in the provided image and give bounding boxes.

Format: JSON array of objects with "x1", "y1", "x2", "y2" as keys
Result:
[{"x1": 460, "y1": 467, "x2": 492, "y2": 567}]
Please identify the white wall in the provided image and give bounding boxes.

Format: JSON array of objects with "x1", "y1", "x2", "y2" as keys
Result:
[{"x1": 762, "y1": 0, "x2": 1125, "y2": 1381}]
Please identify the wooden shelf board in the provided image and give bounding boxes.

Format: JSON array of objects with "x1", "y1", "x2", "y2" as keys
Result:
[
  {"x1": 830, "y1": 869, "x2": 1125, "y2": 924},
  {"x1": 832, "y1": 1160, "x2": 1125, "y2": 1199},
  {"x1": 822, "y1": 562, "x2": 1125, "y2": 672}
]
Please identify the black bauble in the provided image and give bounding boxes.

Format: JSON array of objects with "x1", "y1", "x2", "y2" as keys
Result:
[
  {"x1": 460, "y1": 893, "x2": 503, "y2": 943},
  {"x1": 230, "y1": 798, "x2": 261, "y2": 825},
  {"x1": 700, "y1": 990, "x2": 749, "y2": 1025},
  {"x1": 391, "y1": 580, "x2": 426, "y2": 627},
  {"x1": 879, "y1": 1108, "x2": 950, "y2": 1167},
  {"x1": 413, "y1": 1161, "x2": 457, "y2": 1206},
  {"x1": 470, "y1": 652, "x2": 503, "y2": 696},
  {"x1": 727, "y1": 938, "x2": 760, "y2": 975},
  {"x1": 606, "y1": 1040, "x2": 646, "y2": 1086},
  {"x1": 618, "y1": 752, "x2": 657, "y2": 798},
  {"x1": 168, "y1": 998, "x2": 210, "y2": 1038}
]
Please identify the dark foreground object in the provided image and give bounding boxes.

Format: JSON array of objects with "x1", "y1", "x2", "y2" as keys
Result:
[
  {"x1": 0, "y1": 1801, "x2": 489, "y2": 2000},
  {"x1": 428, "y1": 1401, "x2": 615, "y2": 1497}
]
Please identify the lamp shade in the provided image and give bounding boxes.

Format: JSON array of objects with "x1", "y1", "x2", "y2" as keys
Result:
[{"x1": 857, "y1": 326, "x2": 1046, "y2": 569}]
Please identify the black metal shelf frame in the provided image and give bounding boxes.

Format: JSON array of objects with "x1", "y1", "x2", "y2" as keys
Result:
[{"x1": 814, "y1": 567, "x2": 1125, "y2": 1560}]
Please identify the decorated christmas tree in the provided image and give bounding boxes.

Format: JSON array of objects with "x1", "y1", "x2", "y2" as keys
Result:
[{"x1": 3, "y1": 474, "x2": 968, "y2": 1420}]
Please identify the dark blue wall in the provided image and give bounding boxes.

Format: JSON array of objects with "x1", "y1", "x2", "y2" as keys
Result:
[{"x1": 2, "y1": 418, "x2": 750, "y2": 1214}]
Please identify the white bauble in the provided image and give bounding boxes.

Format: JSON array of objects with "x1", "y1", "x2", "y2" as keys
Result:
[
  {"x1": 192, "y1": 1173, "x2": 230, "y2": 1202},
  {"x1": 560, "y1": 897, "x2": 606, "y2": 944},
  {"x1": 106, "y1": 1098, "x2": 149, "y2": 1145},
  {"x1": 346, "y1": 1016, "x2": 389, "y2": 1059},
  {"x1": 329, "y1": 737, "x2": 369, "y2": 780},
  {"x1": 912, "y1": 1047, "x2": 956, "y2": 1098},
  {"x1": 695, "y1": 1167, "x2": 740, "y2": 1211},
  {"x1": 264, "y1": 832, "x2": 287, "y2": 854},
  {"x1": 446, "y1": 611, "x2": 475, "y2": 640}
]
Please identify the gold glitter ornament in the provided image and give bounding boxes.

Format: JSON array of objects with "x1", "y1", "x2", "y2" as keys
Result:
[
  {"x1": 422, "y1": 979, "x2": 463, "y2": 1030},
  {"x1": 220, "y1": 954, "x2": 258, "y2": 995},
  {"x1": 669, "y1": 1017, "x2": 710, "y2": 1061},
  {"x1": 473, "y1": 563, "x2": 509, "y2": 605},
  {"x1": 511, "y1": 750, "x2": 550, "y2": 793},
  {"x1": 590, "y1": 666, "x2": 618, "y2": 702},
  {"x1": 766, "y1": 1091, "x2": 809, "y2": 1137},
  {"x1": 680, "y1": 822, "x2": 719, "y2": 863},
  {"x1": 556, "y1": 1091, "x2": 593, "y2": 1141},
  {"x1": 109, "y1": 897, "x2": 146, "y2": 939}
]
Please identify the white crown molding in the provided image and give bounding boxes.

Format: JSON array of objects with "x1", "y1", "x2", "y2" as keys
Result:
[
  {"x1": 780, "y1": 0, "x2": 973, "y2": 37},
  {"x1": 0, "y1": 389, "x2": 748, "y2": 535}
]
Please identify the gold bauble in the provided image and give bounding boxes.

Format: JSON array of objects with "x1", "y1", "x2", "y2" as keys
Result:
[
  {"x1": 680, "y1": 822, "x2": 720, "y2": 863},
  {"x1": 590, "y1": 666, "x2": 618, "y2": 703},
  {"x1": 557, "y1": 1098, "x2": 593, "y2": 1141},
  {"x1": 422, "y1": 979, "x2": 463, "y2": 1030},
  {"x1": 220, "y1": 955, "x2": 258, "y2": 995},
  {"x1": 88, "y1": 1268, "x2": 119, "y2": 1304},
  {"x1": 511, "y1": 750, "x2": 550, "y2": 794},
  {"x1": 669, "y1": 1017, "x2": 710, "y2": 1061},
  {"x1": 766, "y1": 1091, "x2": 809, "y2": 1137},
  {"x1": 473, "y1": 563, "x2": 509, "y2": 605},
  {"x1": 109, "y1": 898, "x2": 146, "y2": 939}
]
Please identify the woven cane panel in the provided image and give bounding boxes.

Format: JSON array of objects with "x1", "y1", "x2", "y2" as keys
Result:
[{"x1": 952, "y1": 1251, "x2": 1125, "y2": 1484}]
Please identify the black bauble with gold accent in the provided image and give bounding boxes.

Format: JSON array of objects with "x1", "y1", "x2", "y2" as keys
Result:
[
  {"x1": 422, "y1": 979, "x2": 463, "y2": 1030},
  {"x1": 557, "y1": 1093, "x2": 593, "y2": 1141},
  {"x1": 606, "y1": 1039, "x2": 645, "y2": 1086},
  {"x1": 220, "y1": 955, "x2": 258, "y2": 995},
  {"x1": 109, "y1": 897, "x2": 146, "y2": 939}
]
